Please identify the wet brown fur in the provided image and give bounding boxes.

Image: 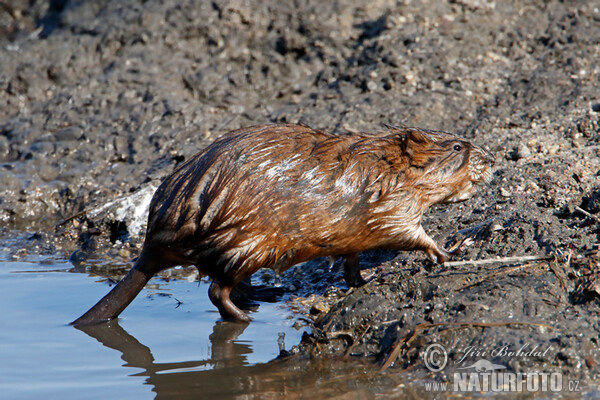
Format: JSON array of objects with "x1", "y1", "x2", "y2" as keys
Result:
[{"x1": 72, "y1": 123, "x2": 494, "y2": 325}]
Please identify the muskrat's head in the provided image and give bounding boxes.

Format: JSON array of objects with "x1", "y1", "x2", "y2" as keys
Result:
[{"x1": 397, "y1": 127, "x2": 495, "y2": 204}]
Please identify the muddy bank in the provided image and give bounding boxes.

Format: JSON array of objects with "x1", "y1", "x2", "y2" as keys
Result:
[{"x1": 1, "y1": 0, "x2": 600, "y2": 391}]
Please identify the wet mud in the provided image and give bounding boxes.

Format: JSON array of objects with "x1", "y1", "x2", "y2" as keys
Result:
[{"x1": 1, "y1": 0, "x2": 599, "y2": 392}]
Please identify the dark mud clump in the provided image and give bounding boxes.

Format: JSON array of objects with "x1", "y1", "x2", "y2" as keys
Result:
[{"x1": 1, "y1": 0, "x2": 599, "y2": 391}]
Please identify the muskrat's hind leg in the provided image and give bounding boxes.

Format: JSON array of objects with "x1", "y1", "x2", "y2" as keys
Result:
[
  {"x1": 208, "y1": 280, "x2": 251, "y2": 322},
  {"x1": 343, "y1": 253, "x2": 366, "y2": 287}
]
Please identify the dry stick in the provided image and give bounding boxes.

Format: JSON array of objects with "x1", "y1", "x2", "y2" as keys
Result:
[
  {"x1": 575, "y1": 206, "x2": 600, "y2": 224},
  {"x1": 55, "y1": 209, "x2": 88, "y2": 228},
  {"x1": 379, "y1": 321, "x2": 552, "y2": 372},
  {"x1": 456, "y1": 262, "x2": 542, "y2": 291},
  {"x1": 344, "y1": 325, "x2": 372, "y2": 359},
  {"x1": 452, "y1": 250, "x2": 592, "y2": 293},
  {"x1": 443, "y1": 254, "x2": 554, "y2": 267},
  {"x1": 447, "y1": 250, "x2": 598, "y2": 268}
]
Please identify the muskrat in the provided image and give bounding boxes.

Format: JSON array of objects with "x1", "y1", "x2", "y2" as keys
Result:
[{"x1": 72, "y1": 123, "x2": 494, "y2": 325}]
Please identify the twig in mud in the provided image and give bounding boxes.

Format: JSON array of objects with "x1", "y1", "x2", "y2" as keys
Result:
[
  {"x1": 548, "y1": 251, "x2": 570, "y2": 294},
  {"x1": 446, "y1": 250, "x2": 599, "y2": 268},
  {"x1": 343, "y1": 325, "x2": 372, "y2": 359},
  {"x1": 456, "y1": 262, "x2": 543, "y2": 291},
  {"x1": 575, "y1": 206, "x2": 600, "y2": 224},
  {"x1": 379, "y1": 321, "x2": 552, "y2": 372},
  {"x1": 443, "y1": 254, "x2": 553, "y2": 267},
  {"x1": 55, "y1": 209, "x2": 88, "y2": 228}
]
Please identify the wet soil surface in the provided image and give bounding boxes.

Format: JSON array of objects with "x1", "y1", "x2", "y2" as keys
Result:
[{"x1": 1, "y1": 0, "x2": 600, "y2": 394}]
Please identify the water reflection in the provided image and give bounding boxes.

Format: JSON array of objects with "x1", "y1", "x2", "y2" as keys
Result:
[
  {"x1": 78, "y1": 320, "x2": 258, "y2": 398},
  {"x1": 78, "y1": 319, "x2": 253, "y2": 372},
  {"x1": 207, "y1": 321, "x2": 253, "y2": 370},
  {"x1": 76, "y1": 320, "x2": 382, "y2": 399}
]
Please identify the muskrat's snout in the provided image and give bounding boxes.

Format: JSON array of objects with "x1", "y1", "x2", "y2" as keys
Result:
[{"x1": 469, "y1": 145, "x2": 495, "y2": 185}]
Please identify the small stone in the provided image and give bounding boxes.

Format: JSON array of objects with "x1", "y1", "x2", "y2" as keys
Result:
[
  {"x1": 491, "y1": 222, "x2": 503, "y2": 232},
  {"x1": 508, "y1": 142, "x2": 530, "y2": 160},
  {"x1": 528, "y1": 181, "x2": 540, "y2": 191},
  {"x1": 546, "y1": 143, "x2": 560, "y2": 155},
  {"x1": 500, "y1": 187, "x2": 511, "y2": 197},
  {"x1": 366, "y1": 80, "x2": 378, "y2": 92},
  {"x1": 118, "y1": 248, "x2": 131, "y2": 259},
  {"x1": 54, "y1": 126, "x2": 82, "y2": 141},
  {"x1": 293, "y1": 321, "x2": 304, "y2": 330},
  {"x1": 515, "y1": 142, "x2": 531, "y2": 159},
  {"x1": 309, "y1": 302, "x2": 330, "y2": 315},
  {"x1": 405, "y1": 71, "x2": 417, "y2": 85},
  {"x1": 587, "y1": 190, "x2": 600, "y2": 213}
]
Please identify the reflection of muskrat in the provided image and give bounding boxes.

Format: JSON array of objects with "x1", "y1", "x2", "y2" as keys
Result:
[{"x1": 72, "y1": 123, "x2": 494, "y2": 325}]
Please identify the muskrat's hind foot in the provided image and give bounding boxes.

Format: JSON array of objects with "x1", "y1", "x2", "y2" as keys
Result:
[
  {"x1": 208, "y1": 281, "x2": 252, "y2": 322},
  {"x1": 343, "y1": 253, "x2": 366, "y2": 287}
]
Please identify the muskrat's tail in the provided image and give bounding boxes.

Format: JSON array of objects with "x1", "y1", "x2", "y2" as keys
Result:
[{"x1": 70, "y1": 249, "x2": 158, "y2": 327}]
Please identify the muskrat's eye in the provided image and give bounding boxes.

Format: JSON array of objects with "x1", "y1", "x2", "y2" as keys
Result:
[{"x1": 453, "y1": 143, "x2": 462, "y2": 152}]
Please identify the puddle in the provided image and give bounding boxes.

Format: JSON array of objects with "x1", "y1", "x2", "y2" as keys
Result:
[{"x1": 0, "y1": 259, "x2": 330, "y2": 399}]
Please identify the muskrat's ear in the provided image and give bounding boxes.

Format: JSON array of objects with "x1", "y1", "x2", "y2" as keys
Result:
[
  {"x1": 398, "y1": 131, "x2": 409, "y2": 154},
  {"x1": 398, "y1": 131, "x2": 416, "y2": 162},
  {"x1": 406, "y1": 128, "x2": 436, "y2": 144},
  {"x1": 398, "y1": 128, "x2": 433, "y2": 153}
]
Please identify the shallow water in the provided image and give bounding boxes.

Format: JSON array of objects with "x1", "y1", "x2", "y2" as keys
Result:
[
  {"x1": 0, "y1": 259, "x2": 331, "y2": 399},
  {"x1": 3, "y1": 256, "x2": 589, "y2": 399},
  {"x1": 0, "y1": 256, "x2": 405, "y2": 399}
]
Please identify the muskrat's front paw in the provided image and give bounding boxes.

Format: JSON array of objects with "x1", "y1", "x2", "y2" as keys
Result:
[
  {"x1": 430, "y1": 237, "x2": 474, "y2": 264},
  {"x1": 446, "y1": 237, "x2": 474, "y2": 260},
  {"x1": 455, "y1": 237, "x2": 474, "y2": 254}
]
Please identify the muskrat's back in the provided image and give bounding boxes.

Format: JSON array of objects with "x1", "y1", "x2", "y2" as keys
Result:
[{"x1": 72, "y1": 123, "x2": 494, "y2": 325}]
